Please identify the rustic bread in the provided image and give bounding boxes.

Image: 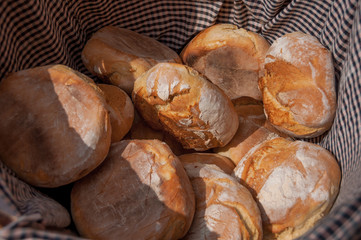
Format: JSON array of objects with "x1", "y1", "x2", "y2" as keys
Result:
[
  {"x1": 233, "y1": 138, "x2": 341, "y2": 239},
  {"x1": 71, "y1": 139, "x2": 195, "y2": 240},
  {"x1": 132, "y1": 62, "x2": 239, "y2": 151},
  {"x1": 182, "y1": 161, "x2": 263, "y2": 240},
  {"x1": 97, "y1": 83, "x2": 134, "y2": 142},
  {"x1": 0, "y1": 64, "x2": 111, "y2": 187},
  {"x1": 82, "y1": 26, "x2": 181, "y2": 94},
  {"x1": 259, "y1": 32, "x2": 336, "y2": 138},
  {"x1": 181, "y1": 23, "x2": 270, "y2": 100}
]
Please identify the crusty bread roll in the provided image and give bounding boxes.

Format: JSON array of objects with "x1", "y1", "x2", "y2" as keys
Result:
[
  {"x1": 71, "y1": 139, "x2": 195, "y2": 240},
  {"x1": 0, "y1": 64, "x2": 111, "y2": 188},
  {"x1": 82, "y1": 26, "x2": 181, "y2": 94},
  {"x1": 259, "y1": 32, "x2": 336, "y2": 138},
  {"x1": 182, "y1": 161, "x2": 263, "y2": 240},
  {"x1": 132, "y1": 62, "x2": 239, "y2": 151},
  {"x1": 214, "y1": 99, "x2": 290, "y2": 166},
  {"x1": 97, "y1": 84, "x2": 134, "y2": 142},
  {"x1": 233, "y1": 137, "x2": 341, "y2": 240},
  {"x1": 179, "y1": 153, "x2": 235, "y2": 175},
  {"x1": 181, "y1": 23, "x2": 270, "y2": 100}
]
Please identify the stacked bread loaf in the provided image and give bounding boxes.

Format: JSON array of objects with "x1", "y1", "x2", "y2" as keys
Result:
[{"x1": 0, "y1": 24, "x2": 341, "y2": 240}]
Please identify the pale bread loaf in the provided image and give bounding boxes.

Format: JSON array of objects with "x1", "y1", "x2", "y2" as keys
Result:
[{"x1": 233, "y1": 138, "x2": 341, "y2": 239}]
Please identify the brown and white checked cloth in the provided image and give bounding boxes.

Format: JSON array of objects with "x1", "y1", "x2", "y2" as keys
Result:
[{"x1": 0, "y1": 0, "x2": 360, "y2": 239}]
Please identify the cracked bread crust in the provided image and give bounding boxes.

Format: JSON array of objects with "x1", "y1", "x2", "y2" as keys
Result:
[
  {"x1": 233, "y1": 138, "x2": 341, "y2": 240},
  {"x1": 71, "y1": 139, "x2": 195, "y2": 240},
  {"x1": 259, "y1": 32, "x2": 336, "y2": 138},
  {"x1": 132, "y1": 63, "x2": 239, "y2": 151},
  {"x1": 181, "y1": 161, "x2": 263, "y2": 240}
]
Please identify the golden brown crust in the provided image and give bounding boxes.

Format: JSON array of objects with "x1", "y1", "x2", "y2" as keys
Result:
[
  {"x1": 97, "y1": 84, "x2": 134, "y2": 142},
  {"x1": 129, "y1": 110, "x2": 194, "y2": 156},
  {"x1": 132, "y1": 62, "x2": 239, "y2": 151},
  {"x1": 82, "y1": 26, "x2": 181, "y2": 94},
  {"x1": 260, "y1": 32, "x2": 336, "y2": 138},
  {"x1": 178, "y1": 153, "x2": 235, "y2": 175},
  {"x1": 71, "y1": 139, "x2": 195, "y2": 240},
  {"x1": 233, "y1": 138, "x2": 341, "y2": 239},
  {"x1": 0, "y1": 64, "x2": 111, "y2": 187},
  {"x1": 181, "y1": 23, "x2": 270, "y2": 100},
  {"x1": 214, "y1": 102, "x2": 290, "y2": 166},
  {"x1": 182, "y1": 162, "x2": 263, "y2": 240}
]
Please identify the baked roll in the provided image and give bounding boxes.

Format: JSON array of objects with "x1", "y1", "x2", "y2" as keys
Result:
[
  {"x1": 233, "y1": 138, "x2": 341, "y2": 239},
  {"x1": 181, "y1": 161, "x2": 263, "y2": 240},
  {"x1": 82, "y1": 26, "x2": 181, "y2": 94},
  {"x1": 0, "y1": 64, "x2": 111, "y2": 187},
  {"x1": 132, "y1": 62, "x2": 239, "y2": 151},
  {"x1": 97, "y1": 83, "x2": 134, "y2": 142},
  {"x1": 181, "y1": 23, "x2": 270, "y2": 100},
  {"x1": 259, "y1": 32, "x2": 336, "y2": 138},
  {"x1": 71, "y1": 139, "x2": 195, "y2": 240}
]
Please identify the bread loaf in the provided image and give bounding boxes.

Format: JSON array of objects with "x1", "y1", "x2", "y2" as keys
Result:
[
  {"x1": 182, "y1": 161, "x2": 263, "y2": 240},
  {"x1": 0, "y1": 64, "x2": 111, "y2": 187},
  {"x1": 82, "y1": 26, "x2": 181, "y2": 94},
  {"x1": 71, "y1": 139, "x2": 195, "y2": 240},
  {"x1": 181, "y1": 24, "x2": 270, "y2": 100},
  {"x1": 233, "y1": 138, "x2": 341, "y2": 239},
  {"x1": 259, "y1": 32, "x2": 336, "y2": 138},
  {"x1": 132, "y1": 62, "x2": 239, "y2": 151},
  {"x1": 97, "y1": 83, "x2": 134, "y2": 142}
]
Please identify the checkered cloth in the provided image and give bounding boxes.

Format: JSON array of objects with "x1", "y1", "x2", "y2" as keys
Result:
[{"x1": 0, "y1": 0, "x2": 360, "y2": 239}]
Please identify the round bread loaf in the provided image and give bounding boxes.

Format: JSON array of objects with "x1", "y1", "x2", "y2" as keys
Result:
[
  {"x1": 82, "y1": 26, "x2": 181, "y2": 94},
  {"x1": 259, "y1": 32, "x2": 336, "y2": 138},
  {"x1": 179, "y1": 153, "x2": 235, "y2": 175},
  {"x1": 181, "y1": 161, "x2": 263, "y2": 240},
  {"x1": 71, "y1": 139, "x2": 195, "y2": 240},
  {"x1": 181, "y1": 23, "x2": 270, "y2": 100},
  {"x1": 214, "y1": 99, "x2": 290, "y2": 166},
  {"x1": 0, "y1": 64, "x2": 111, "y2": 187},
  {"x1": 97, "y1": 84, "x2": 134, "y2": 142},
  {"x1": 233, "y1": 138, "x2": 341, "y2": 240},
  {"x1": 132, "y1": 62, "x2": 239, "y2": 151}
]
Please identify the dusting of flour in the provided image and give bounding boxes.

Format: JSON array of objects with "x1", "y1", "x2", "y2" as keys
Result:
[{"x1": 258, "y1": 143, "x2": 329, "y2": 222}]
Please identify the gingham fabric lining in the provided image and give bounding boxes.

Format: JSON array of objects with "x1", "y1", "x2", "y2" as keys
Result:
[{"x1": 0, "y1": 0, "x2": 360, "y2": 239}]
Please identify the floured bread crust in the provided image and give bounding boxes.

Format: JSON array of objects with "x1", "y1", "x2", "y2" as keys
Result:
[
  {"x1": 97, "y1": 84, "x2": 134, "y2": 142},
  {"x1": 0, "y1": 64, "x2": 111, "y2": 187},
  {"x1": 233, "y1": 138, "x2": 341, "y2": 239},
  {"x1": 214, "y1": 100, "x2": 290, "y2": 166},
  {"x1": 259, "y1": 32, "x2": 336, "y2": 138},
  {"x1": 132, "y1": 62, "x2": 239, "y2": 151},
  {"x1": 182, "y1": 162, "x2": 263, "y2": 240},
  {"x1": 71, "y1": 139, "x2": 195, "y2": 240},
  {"x1": 179, "y1": 153, "x2": 235, "y2": 175},
  {"x1": 181, "y1": 23, "x2": 270, "y2": 100},
  {"x1": 82, "y1": 26, "x2": 181, "y2": 94}
]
